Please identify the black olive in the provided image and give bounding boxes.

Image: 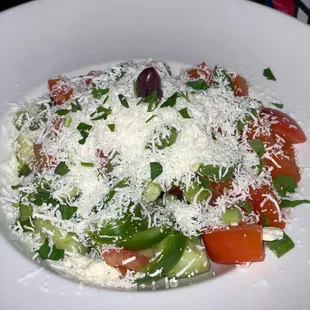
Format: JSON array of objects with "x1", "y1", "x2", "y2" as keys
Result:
[{"x1": 136, "y1": 67, "x2": 163, "y2": 99}]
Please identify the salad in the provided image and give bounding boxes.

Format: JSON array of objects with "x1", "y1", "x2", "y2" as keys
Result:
[{"x1": 0, "y1": 60, "x2": 308, "y2": 290}]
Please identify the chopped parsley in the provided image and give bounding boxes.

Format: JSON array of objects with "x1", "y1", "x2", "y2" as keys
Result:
[
  {"x1": 59, "y1": 205, "x2": 77, "y2": 220},
  {"x1": 81, "y1": 162, "x2": 95, "y2": 167},
  {"x1": 38, "y1": 238, "x2": 64, "y2": 261},
  {"x1": 56, "y1": 109, "x2": 70, "y2": 116},
  {"x1": 77, "y1": 122, "x2": 92, "y2": 144},
  {"x1": 108, "y1": 124, "x2": 115, "y2": 132},
  {"x1": 118, "y1": 94, "x2": 129, "y2": 108},
  {"x1": 55, "y1": 162, "x2": 70, "y2": 176},
  {"x1": 186, "y1": 79, "x2": 209, "y2": 91},
  {"x1": 271, "y1": 102, "x2": 283, "y2": 109},
  {"x1": 92, "y1": 88, "x2": 109, "y2": 99},
  {"x1": 160, "y1": 92, "x2": 179, "y2": 108},
  {"x1": 280, "y1": 199, "x2": 310, "y2": 208},
  {"x1": 179, "y1": 107, "x2": 192, "y2": 119},
  {"x1": 273, "y1": 175, "x2": 297, "y2": 198},
  {"x1": 91, "y1": 107, "x2": 112, "y2": 121},
  {"x1": 263, "y1": 68, "x2": 276, "y2": 81},
  {"x1": 150, "y1": 162, "x2": 163, "y2": 180},
  {"x1": 248, "y1": 139, "x2": 264, "y2": 158},
  {"x1": 146, "y1": 115, "x2": 156, "y2": 123}
]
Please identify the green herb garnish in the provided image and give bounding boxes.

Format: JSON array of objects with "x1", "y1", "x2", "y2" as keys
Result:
[
  {"x1": 11, "y1": 184, "x2": 22, "y2": 190},
  {"x1": 59, "y1": 205, "x2": 77, "y2": 220},
  {"x1": 56, "y1": 109, "x2": 70, "y2": 116},
  {"x1": 92, "y1": 88, "x2": 109, "y2": 99},
  {"x1": 263, "y1": 68, "x2": 276, "y2": 81},
  {"x1": 248, "y1": 139, "x2": 264, "y2": 158},
  {"x1": 239, "y1": 201, "x2": 254, "y2": 213},
  {"x1": 38, "y1": 238, "x2": 64, "y2": 261},
  {"x1": 160, "y1": 92, "x2": 179, "y2": 108},
  {"x1": 186, "y1": 79, "x2": 209, "y2": 91},
  {"x1": 271, "y1": 102, "x2": 283, "y2": 109},
  {"x1": 81, "y1": 162, "x2": 95, "y2": 167},
  {"x1": 198, "y1": 164, "x2": 234, "y2": 182},
  {"x1": 266, "y1": 232, "x2": 294, "y2": 258},
  {"x1": 77, "y1": 122, "x2": 92, "y2": 144},
  {"x1": 150, "y1": 162, "x2": 163, "y2": 180},
  {"x1": 71, "y1": 101, "x2": 82, "y2": 112},
  {"x1": 55, "y1": 162, "x2": 70, "y2": 176},
  {"x1": 280, "y1": 199, "x2": 310, "y2": 208},
  {"x1": 213, "y1": 66, "x2": 234, "y2": 90},
  {"x1": 146, "y1": 115, "x2": 156, "y2": 123},
  {"x1": 91, "y1": 107, "x2": 112, "y2": 121},
  {"x1": 179, "y1": 107, "x2": 192, "y2": 119},
  {"x1": 118, "y1": 94, "x2": 129, "y2": 108},
  {"x1": 273, "y1": 175, "x2": 297, "y2": 198},
  {"x1": 108, "y1": 124, "x2": 115, "y2": 132}
]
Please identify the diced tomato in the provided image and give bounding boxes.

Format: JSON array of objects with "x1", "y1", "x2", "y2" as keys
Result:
[
  {"x1": 187, "y1": 62, "x2": 213, "y2": 85},
  {"x1": 117, "y1": 266, "x2": 128, "y2": 277},
  {"x1": 246, "y1": 112, "x2": 301, "y2": 183},
  {"x1": 102, "y1": 249, "x2": 149, "y2": 271},
  {"x1": 246, "y1": 117, "x2": 277, "y2": 146},
  {"x1": 168, "y1": 186, "x2": 183, "y2": 197},
  {"x1": 210, "y1": 180, "x2": 232, "y2": 205},
  {"x1": 202, "y1": 224, "x2": 264, "y2": 264},
  {"x1": 247, "y1": 184, "x2": 285, "y2": 228},
  {"x1": 262, "y1": 108, "x2": 306, "y2": 144},
  {"x1": 33, "y1": 143, "x2": 56, "y2": 171},
  {"x1": 231, "y1": 74, "x2": 249, "y2": 97},
  {"x1": 264, "y1": 142, "x2": 301, "y2": 183},
  {"x1": 52, "y1": 117, "x2": 64, "y2": 133},
  {"x1": 84, "y1": 70, "x2": 102, "y2": 85},
  {"x1": 96, "y1": 149, "x2": 109, "y2": 169},
  {"x1": 48, "y1": 77, "x2": 73, "y2": 105}
]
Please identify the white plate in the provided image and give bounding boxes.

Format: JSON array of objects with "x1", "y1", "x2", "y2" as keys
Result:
[{"x1": 0, "y1": 0, "x2": 310, "y2": 309}]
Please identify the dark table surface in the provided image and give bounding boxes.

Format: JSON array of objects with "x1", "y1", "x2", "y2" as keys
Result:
[
  {"x1": 1, "y1": 0, "x2": 33, "y2": 11},
  {"x1": 0, "y1": 0, "x2": 266, "y2": 12}
]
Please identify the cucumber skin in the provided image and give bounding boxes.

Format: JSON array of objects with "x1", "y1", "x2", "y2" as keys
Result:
[
  {"x1": 143, "y1": 182, "x2": 162, "y2": 202},
  {"x1": 166, "y1": 242, "x2": 210, "y2": 279},
  {"x1": 15, "y1": 134, "x2": 34, "y2": 176},
  {"x1": 138, "y1": 233, "x2": 188, "y2": 284},
  {"x1": 34, "y1": 219, "x2": 87, "y2": 255},
  {"x1": 120, "y1": 227, "x2": 169, "y2": 251},
  {"x1": 88, "y1": 212, "x2": 148, "y2": 246},
  {"x1": 222, "y1": 207, "x2": 242, "y2": 225}
]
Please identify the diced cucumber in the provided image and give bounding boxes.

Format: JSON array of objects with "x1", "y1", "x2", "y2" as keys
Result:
[
  {"x1": 18, "y1": 163, "x2": 31, "y2": 177},
  {"x1": 138, "y1": 233, "x2": 188, "y2": 284},
  {"x1": 163, "y1": 193, "x2": 177, "y2": 203},
  {"x1": 146, "y1": 126, "x2": 178, "y2": 150},
  {"x1": 88, "y1": 211, "x2": 147, "y2": 246},
  {"x1": 16, "y1": 134, "x2": 34, "y2": 176},
  {"x1": 143, "y1": 182, "x2": 162, "y2": 202},
  {"x1": 19, "y1": 204, "x2": 33, "y2": 222},
  {"x1": 59, "y1": 186, "x2": 80, "y2": 201},
  {"x1": 64, "y1": 117, "x2": 72, "y2": 128},
  {"x1": 34, "y1": 218, "x2": 87, "y2": 255},
  {"x1": 222, "y1": 207, "x2": 242, "y2": 224},
  {"x1": 155, "y1": 126, "x2": 178, "y2": 150},
  {"x1": 29, "y1": 121, "x2": 40, "y2": 131},
  {"x1": 155, "y1": 197, "x2": 164, "y2": 207},
  {"x1": 137, "y1": 248, "x2": 155, "y2": 259},
  {"x1": 166, "y1": 241, "x2": 210, "y2": 279},
  {"x1": 183, "y1": 179, "x2": 211, "y2": 203},
  {"x1": 14, "y1": 111, "x2": 28, "y2": 131}
]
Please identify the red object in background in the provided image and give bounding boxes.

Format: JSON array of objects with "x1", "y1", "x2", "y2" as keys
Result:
[{"x1": 272, "y1": 0, "x2": 295, "y2": 15}]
